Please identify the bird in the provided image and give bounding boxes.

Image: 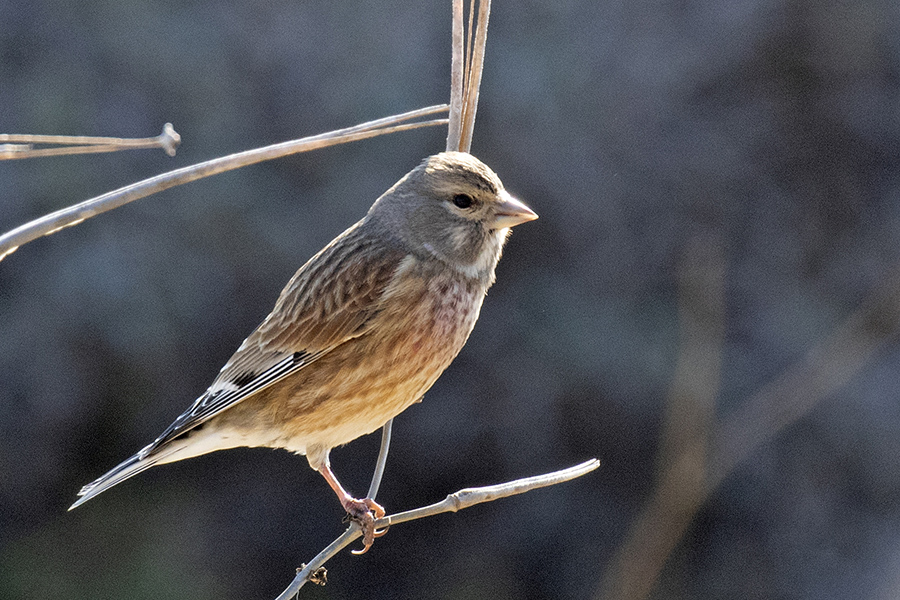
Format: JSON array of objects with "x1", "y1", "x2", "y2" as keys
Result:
[{"x1": 69, "y1": 151, "x2": 537, "y2": 553}]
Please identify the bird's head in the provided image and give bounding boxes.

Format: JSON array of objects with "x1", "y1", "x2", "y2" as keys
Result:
[{"x1": 368, "y1": 152, "x2": 537, "y2": 279}]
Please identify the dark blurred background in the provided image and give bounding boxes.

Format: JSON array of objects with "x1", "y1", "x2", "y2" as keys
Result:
[{"x1": 3, "y1": 1, "x2": 900, "y2": 599}]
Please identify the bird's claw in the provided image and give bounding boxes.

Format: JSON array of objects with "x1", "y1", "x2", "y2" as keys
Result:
[{"x1": 343, "y1": 497, "x2": 388, "y2": 555}]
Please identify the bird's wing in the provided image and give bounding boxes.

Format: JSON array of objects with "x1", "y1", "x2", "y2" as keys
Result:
[{"x1": 143, "y1": 228, "x2": 408, "y2": 456}]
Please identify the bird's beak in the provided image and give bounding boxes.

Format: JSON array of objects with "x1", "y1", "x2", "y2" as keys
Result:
[{"x1": 492, "y1": 190, "x2": 538, "y2": 229}]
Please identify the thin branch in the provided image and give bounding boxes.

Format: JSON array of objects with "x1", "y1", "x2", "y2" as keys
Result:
[
  {"x1": 708, "y1": 263, "x2": 900, "y2": 488},
  {"x1": 463, "y1": 0, "x2": 477, "y2": 114},
  {"x1": 0, "y1": 106, "x2": 449, "y2": 263},
  {"x1": 458, "y1": 0, "x2": 492, "y2": 153},
  {"x1": 366, "y1": 419, "x2": 393, "y2": 500},
  {"x1": 446, "y1": 0, "x2": 465, "y2": 152},
  {"x1": 276, "y1": 459, "x2": 600, "y2": 600},
  {"x1": 600, "y1": 236, "x2": 726, "y2": 600},
  {"x1": 447, "y1": 0, "x2": 492, "y2": 154},
  {"x1": 384, "y1": 459, "x2": 601, "y2": 526},
  {"x1": 0, "y1": 124, "x2": 180, "y2": 160},
  {"x1": 599, "y1": 249, "x2": 900, "y2": 600}
]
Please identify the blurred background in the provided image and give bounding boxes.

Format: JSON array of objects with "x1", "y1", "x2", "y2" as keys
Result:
[{"x1": 3, "y1": 1, "x2": 900, "y2": 598}]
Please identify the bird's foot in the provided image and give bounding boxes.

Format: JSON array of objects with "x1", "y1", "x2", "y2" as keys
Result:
[{"x1": 341, "y1": 496, "x2": 388, "y2": 555}]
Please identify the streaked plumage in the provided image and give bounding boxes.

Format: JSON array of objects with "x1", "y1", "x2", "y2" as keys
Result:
[{"x1": 71, "y1": 151, "x2": 537, "y2": 551}]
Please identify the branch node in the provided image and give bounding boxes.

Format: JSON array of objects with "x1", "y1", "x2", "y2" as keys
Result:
[
  {"x1": 447, "y1": 490, "x2": 466, "y2": 513},
  {"x1": 159, "y1": 123, "x2": 181, "y2": 157}
]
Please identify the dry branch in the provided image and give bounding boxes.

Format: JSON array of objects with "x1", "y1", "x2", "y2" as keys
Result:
[
  {"x1": 600, "y1": 236, "x2": 726, "y2": 600},
  {"x1": 276, "y1": 459, "x2": 600, "y2": 600},
  {"x1": 600, "y1": 240, "x2": 900, "y2": 600},
  {"x1": 365, "y1": 419, "x2": 393, "y2": 501},
  {"x1": 458, "y1": 0, "x2": 492, "y2": 153},
  {"x1": 0, "y1": 124, "x2": 180, "y2": 160},
  {"x1": 0, "y1": 106, "x2": 448, "y2": 262},
  {"x1": 446, "y1": 0, "x2": 466, "y2": 152}
]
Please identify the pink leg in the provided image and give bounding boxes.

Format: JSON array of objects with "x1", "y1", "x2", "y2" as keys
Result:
[{"x1": 318, "y1": 461, "x2": 387, "y2": 554}]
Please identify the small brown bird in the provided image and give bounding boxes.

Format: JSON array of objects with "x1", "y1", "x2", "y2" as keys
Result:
[{"x1": 70, "y1": 152, "x2": 537, "y2": 552}]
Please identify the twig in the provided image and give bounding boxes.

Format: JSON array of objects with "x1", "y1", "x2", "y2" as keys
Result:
[
  {"x1": 366, "y1": 419, "x2": 393, "y2": 501},
  {"x1": 708, "y1": 263, "x2": 900, "y2": 487},
  {"x1": 600, "y1": 236, "x2": 726, "y2": 600},
  {"x1": 446, "y1": 0, "x2": 491, "y2": 154},
  {"x1": 446, "y1": 0, "x2": 465, "y2": 152},
  {"x1": 599, "y1": 247, "x2": 900, "y2": 600},
  {"x1": 290, "y1": 1, "x2": 503, "y2": 587},
  {"x1": 0, "y1": 124, "x2": 180, "y2": 159},
  {"x1": 463, "y1": 0, "x2": 477, "y2": 116},
  {"x1": 458, "y1": 0, "x2": 492, "y2": 153},
  {"x1": 0, "y1": 106, "x2": 449, "y2": 263},
  {"x1": 276, "y1": 459, "x2": 600, "y2": 600},
  {"x1": 383, "y1": 459, "x2": 601, "y2": 525}
]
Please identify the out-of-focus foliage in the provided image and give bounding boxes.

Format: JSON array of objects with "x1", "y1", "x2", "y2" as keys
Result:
[{"x1": 2, "y1": 1, "x2": 900, "y2": 599}]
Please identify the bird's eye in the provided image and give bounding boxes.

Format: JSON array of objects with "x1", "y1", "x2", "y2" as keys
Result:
[{"x1": 452, "y1": 194, "x2": 474, "y2": 209}]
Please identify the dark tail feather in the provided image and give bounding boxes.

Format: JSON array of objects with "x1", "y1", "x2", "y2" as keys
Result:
[{"x1": 68, "y1": 443, "x2": 181, "y2": 510}]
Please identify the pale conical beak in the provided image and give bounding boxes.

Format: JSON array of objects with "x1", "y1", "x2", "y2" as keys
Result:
[{"x1": 492, "y1": 190, "x2": 538, "y2": 229}]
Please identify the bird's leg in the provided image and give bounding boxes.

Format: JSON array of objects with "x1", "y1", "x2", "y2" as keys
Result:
[{"x1": 317, "y1": 460, "x2": 387, "y2": 554}]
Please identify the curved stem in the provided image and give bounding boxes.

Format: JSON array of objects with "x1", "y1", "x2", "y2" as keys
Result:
[
  {"x1": 366, "y1": 419, "x2": 393, "y2": 500},
  {"x1": 0, "y1": 106, "x2": 448, "y2": 263}
]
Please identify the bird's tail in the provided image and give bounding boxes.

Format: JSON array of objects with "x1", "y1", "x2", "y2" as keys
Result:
[{"x1": 68, "y1": 442, "x2": 182, "y2": 511}]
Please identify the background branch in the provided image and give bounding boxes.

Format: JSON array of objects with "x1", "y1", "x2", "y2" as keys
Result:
[
  {"x1": 600, "y1": 235, "x2": 726, "y2": 600},
  {"x1": 708, "y1": 264, "x2": 900, "y2": 489},
  {"x1": 600, "y1": 244, "x2": 900, "y2": 600}
]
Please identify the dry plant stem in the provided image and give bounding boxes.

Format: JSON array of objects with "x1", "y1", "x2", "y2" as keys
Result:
[
  {"x1": 708, "y1": 264, "x2": 900, "y2": 486},
  {"x1": 276, "y1": 459, "x2": 600, "y2": 600},
  {"x1": 0, "y1": 124, "x2": 180, "y2": 159},
  {"x1": 601, "y1": 246, "x2": 900, "y2": 600},
  {"x1": 446, "y1": 0, "x2": 491, "y2": 152},
  {"x1": 599, "y1": 236, "x2": 726, "y2": 600},
  {"x1": 463, "y1": 0, "x2": 477, "y2": 109},
  {"x1": 458, "y1": 0, "x2": 492, "y2": 153},
  {"x1": 365, "y1": 419, "x2": 393, "y2": 500},
  {"x1": 383, "y1": 459, "x2": 600, "y2": 526},
  {"x1": 0, "y1": 106, "x2": 449, "y2": 262},
  {"x1": 3, "y1": 144, "x2": 155, "y2": 160},
  {"x1": 446, "y1": 0, "x2": 465, "y2": 152}
]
